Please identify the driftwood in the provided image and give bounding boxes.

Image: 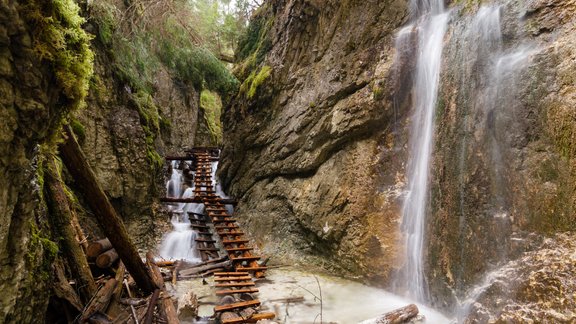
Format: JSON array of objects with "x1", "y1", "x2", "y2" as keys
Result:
[
  {"x1": 87, "y1": 239, "x2": 113, "y2": 259},
  {"x1": 123, "y1": 279, "x2": 139, "y2": 324},
  {"x1": 45, "y1": 157, "x2": 97, "y2": 303},
  {"x1": 71, "y1": 207, "x2": 89, "y2": 253},
  {"x1": 146, "y1": 252, "x2": 180, "y2": 324},
  {"x1": 59, "y1": 125, "x2": 156, "y2": 294},
  {"x1": 96, "y1": 249, "x2": 119, "y2": 268},
  {"x1": 179, "y1": 260, "x2": 232, "y2": 277},
  {"x1": 359, "y1": 304, "x2": 419, "y2": 324},
  {"x1": 81, "y1": 278, "x2": 117, "y2": 322}
]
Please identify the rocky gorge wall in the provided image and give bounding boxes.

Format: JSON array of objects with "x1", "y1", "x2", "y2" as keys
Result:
[
  {"x1": 220, "y1": 0, "x2": 576, "y2": 318},
  {"x1": 0, "y1": 1, "x2": 93, "y2": 322}
]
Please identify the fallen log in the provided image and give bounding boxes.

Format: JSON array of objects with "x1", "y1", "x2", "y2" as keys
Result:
[
  {"x1": 358, "y1": 304, "x2": 419, "y2": 324},
  {"x1": 59, "y1": 125, "x2": 156, "y2": 294},
  {"x1": 143, "y1": 289, "x2": 160, "y2": 324},
  {"x1": 45, "y1": 157, "x2": 97, "y2": 303},
  {"x1": 146, "y1": 252, "x2": 179, "y2": 324},
  {"x1": 53, "y1": 258, "x2": 83, "y2": 311},
  {"x1": 106, "y1": 263, "x2": 126, "y2": 318},
  {"x1": 179, "y1": 260, "x2": 232, "y2": 277},
  {"x1": 96, "y1": 249, "x2": 119, "y2": 268},
  {"x1": 81, "y1": 278, "x2": 117, "y2": 322},
  {"x1": 87, "y1": 239, "x2": 113, "y2": 259},
  {"x1": 179, "y1": 255, "x2": 228, "y2": 270}
]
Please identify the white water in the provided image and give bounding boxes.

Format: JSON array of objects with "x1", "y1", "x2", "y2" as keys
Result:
[
  {"x1": 172, "y1": 268, "x2": 452, "y2": 323},
  {"x1": 167, "y1": 162, "x2": 183, "y2": 198},
  {"x1": 159, "y1": 161, "x2": 202, "y2": 263},
  {"x1": 395, "y1": 0, "x2": 450, "y2": 301}
]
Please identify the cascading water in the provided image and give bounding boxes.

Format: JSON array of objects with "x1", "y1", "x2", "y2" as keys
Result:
[
  {"x1": 159, "y1": 161, "x2": 202, "y2": 263},
  {"x1": 394, "y1": 0, "x2": 450, "y2": 302}
]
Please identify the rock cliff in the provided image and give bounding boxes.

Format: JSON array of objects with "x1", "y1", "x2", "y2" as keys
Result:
[{"x1": 220, "y1": 0, "x2": 576, "y2": 318}]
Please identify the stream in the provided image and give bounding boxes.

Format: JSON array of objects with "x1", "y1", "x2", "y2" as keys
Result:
[{"x1": 159, "y1": 158, "x2": 452, "y2": 323}]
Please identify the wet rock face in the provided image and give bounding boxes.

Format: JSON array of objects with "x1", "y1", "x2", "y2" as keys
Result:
[
  {"x1": 220, "y1": 0, "x2": 409, "y2": 280},
  {"x1": 222, "y1": 0, "x2": 576, "y2": 314},
  {"x1": 427, "y1": 0, "x2": 576, "y2": 309},
  {"x1": 463, "y1": 233, "x2": 576, "y2": 323},
  {"x1": 76, "y1": 51, "x2": 200, "y2": 248},
  {"x1": 0, "y1": 1, "x2": 84, "y2": 322}
]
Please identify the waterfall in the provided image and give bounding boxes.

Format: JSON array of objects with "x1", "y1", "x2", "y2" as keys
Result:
[
  {"x1": 159, "y1": 160, "x2": 202, "y2": 262},
  {"x1": 394, "y1": 0, "x2": 450, "y2": 302},
  {"x1": 167, "y1": 161, "x2": 183, "y2": 198}
]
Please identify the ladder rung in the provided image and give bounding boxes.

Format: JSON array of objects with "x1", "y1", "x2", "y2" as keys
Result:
[
  {"x1": 214, "y1": 276, "x2": 252, "y2": 282},
  {"x1": 215, "y1": 282, "x2": 256, "y2": 288},
  {"x1": 235, "y1": 266, "x2": 268, "y2": 272},
  {"x1": 215, "y1": 288, "x2": 259, "y2": 296},
  {"x1": 231, "y1": 256, "x2": 261, "y2": 262},
  {"x1": 214, "y1": 272, "x2": 249, "y2": 276},
  {"x1": 195, "y1": 238, "x2": 216, "y2": 243},
  {"x1": 221, "y1": 312, "x2": 276, "y2": 324},
  {"x1": 226, "y1": 247, "x2": 254, "y2": 252},
  {"x1": 214, "y1": 300, "x2": 260, "y2": 313},
  {"x1": 197, "y1": 247, "x2": 219, "y2": 251},
  {"x1": 223, "y1": 239, "x2": 249, "y2": 244}
]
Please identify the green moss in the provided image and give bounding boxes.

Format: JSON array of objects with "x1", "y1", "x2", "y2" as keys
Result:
[
  {"x1": 200, "y1": 90, "x2": 223, "y2": 144},
  {"x1": 247, "y1": 65, "x2": 272, "y2": 99},
  {"x1": 70, "y1": 118, "x2": 86, "y2": 144},
  {"x1": 235, "y1": 8, "x2": 274, "y2": 80},
  {"x1": 372, "y1": 82, "x2": 385, "y2": 101},
  {"x1": 27, "y1": 221, "x2": 59, "y2": 281},
  {"x1": 26, "y1": 0, "x2": 94, "y2": 110},
  {"x1": 87, "y1": 1, "x2": 118, "y2": 46}
]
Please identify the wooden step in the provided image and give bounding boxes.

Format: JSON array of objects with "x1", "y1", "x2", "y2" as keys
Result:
[
  {"x1": 190, "y1": 224, "x2": 209, "y2": 229},
  {"x1": 195, "y1": 238, "x2": 216, "y2": 243},
  {"x1": 222, "y1": 239, "x2": 249, "y2": 245},
  {"x1": 214, "y1": 276, "x2": 252, "y2": 282},
  {"x1": 226, "y1": 247, "x2": 254, "y2": 252},
  {"x1": 215, "y1": 288, "x2": 259, "y2": 296},
  {"x1": 235, "y1": 266, "x2": 268, "y2": 272},
  {"x1": 212, "y1": 219, "x2": 236, "y2": 224},
  {"x1": 221, "y1": 312, "x2": 275, "y2": 324},
  {"x1": 196, "y1": 231, "x2": 213, "y2": 236},
  {"x1": 214, "y1": 272, "x2": 250, "y2": 276},
  {"x1": 217, "y1": 231, "x2": 245, "y2": 236},
  {"x1": 197, "y1": 247, "x2": 220, "y2": 252},
  {"x1": 231, "y1": 256, "x2": 261, "y2": 262},
  {"x1": 215, "y1": 282, "x2": 256, "y2": 288},
  {"x1": 206, "y1": 207, "x2": 227, "y2": 211},
  {"x1": 214, "y1": 300, "x2": 260, "y2": 313},
  {"x1": 215, "y1": 225, "x2": 239, "y2": 230},
  {"x1": 209, "y1": 213, "x2": 233, "y2": 218}
]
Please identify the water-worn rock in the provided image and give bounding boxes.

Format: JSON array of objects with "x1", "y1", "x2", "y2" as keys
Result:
[
  {"x1": 0, "y1": 1, "x2": 91, "y2": 322},
  {"x1": 220, "y1": 0, "x2": 409, "y2": 280},
  {"x1": 220, "y1": 0, "x2": 576, "y2": 315}
]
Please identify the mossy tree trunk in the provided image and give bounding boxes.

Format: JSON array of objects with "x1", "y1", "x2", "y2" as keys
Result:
[
  {"x1": 44, "y1": 156, "x2": 97, "y2": 304},
  {"x1": 58, "y1": 125, "x2": 156, "y2": 294}
]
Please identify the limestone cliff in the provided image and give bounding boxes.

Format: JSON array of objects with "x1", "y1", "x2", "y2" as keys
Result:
[
  {"x1": 0, "y1": 0, "x2": 93, "y2": 321},
  {"x1": 220, "y1": 0, "x2": 576, "y2": 318},
  {"x1": 219, "y1": 0, "x2": 409, "y2": 280}
]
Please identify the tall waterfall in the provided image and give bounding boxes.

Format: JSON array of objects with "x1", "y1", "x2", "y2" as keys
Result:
[{"x1": 395, "y1": 0, "x2": 450, "y2": 301}]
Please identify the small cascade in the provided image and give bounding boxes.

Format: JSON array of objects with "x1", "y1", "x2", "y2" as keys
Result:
[
  {"x1": 394, "y1": 0, "x2": 450, "y2": 302},
  {"x1": 167, "y1": 161, "x2": 183, "y2": 198},
  {"x1": 160, "y1": 160, "x2": 201, "y2": 262}
]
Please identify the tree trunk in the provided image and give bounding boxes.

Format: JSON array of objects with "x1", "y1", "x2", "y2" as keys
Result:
[
  {"x1": 45, "y1": 157, "x2": 97, "y2": 303},
  {"x1": 146, "y1": 252, "x2": 180, "y2": 324},
  {"x1": 359, "y1": 304, "x2": 419, "y2": 324},
  {"x1": 179, "y1": 260, "x2": 232, "y2": 277},
  {"x1": 59, "y1": 125, "x2": 156, "y2": 294}
]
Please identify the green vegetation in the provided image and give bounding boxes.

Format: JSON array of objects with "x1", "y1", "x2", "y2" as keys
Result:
[
  {"x1": 26, "y1": 0, "x2": 94, "y2": 111},
  {"x1": 27, "y1": 221, "x2": 59, "y2": 281},
  {"x1": 70, "y1": 118, "x2": 86, "y2": 144},
  {"x1": 235, "y1": 7, "x2": 274, "y2": 80},
  {"x1": 200, "y1": 90, "x2": 224, "y2": 144},
  {"x1": 239, "y1": 65, "x2": 272, "y2": 99}
]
